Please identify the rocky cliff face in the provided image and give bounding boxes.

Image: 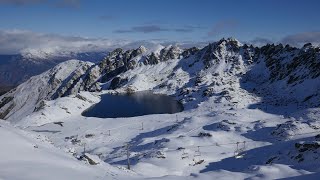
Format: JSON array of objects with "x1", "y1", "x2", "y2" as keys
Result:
[
  {"x1": 244, "y1": 42, "x2": 320, "y2": 106},
  {"x1": 0, "y1": 38, "x2": 319, "y2": 121}
]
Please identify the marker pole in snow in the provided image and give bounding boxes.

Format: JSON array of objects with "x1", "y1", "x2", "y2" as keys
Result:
[
  {"x1": 141, "y1": 122, "x2": 144, "y2": 130},
  {"x1": 83, "y1": 143, "x2": 86, "y2": 154},
  {"x1": 181, "y1": 149, "x2": 188, "y2": 159},
  {"x1": 194, "y1": 146, "x2": 201, "y2": 157},
  {"x1": 108, "y1": 130, "x2": 111, "y2": 136},
  {"x1": 125, "y1": 143, "x2": 131, "y2": 170},
  {"x1": 234, "y1": 142, "x2": 239, "y2": 157},
  {"x1": 176, "y1": 114, "x2": 178, "y2": 122}
]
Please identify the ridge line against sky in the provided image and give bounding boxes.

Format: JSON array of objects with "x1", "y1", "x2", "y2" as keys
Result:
[{"x1": 0, "y1": 0, "x2": 319, "y2": 54}]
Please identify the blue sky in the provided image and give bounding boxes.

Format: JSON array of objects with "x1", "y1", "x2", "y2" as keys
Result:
[{"x1": 0, "y1": 0, "x2": 320, "y2": 53}]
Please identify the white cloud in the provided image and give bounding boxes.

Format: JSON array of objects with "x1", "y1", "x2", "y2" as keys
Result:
[
  {"x1": 0, "y1": 29, "x2": 131, "y2": 56},
  {"x1": 0, "y1": 29, "x2": 208, "y2": 57},
  {"x1": 281, "y1": 32, "x2": 320, "y2": 47}
]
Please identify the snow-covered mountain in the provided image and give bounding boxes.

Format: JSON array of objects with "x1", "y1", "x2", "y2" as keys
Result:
[
  {"x1": 1, "y1": 38, "x2": 319, "y2": 121},
  {"x1": 1, "y1": 38, "x2": 320, "y2": 179},
  {"x1": 0, "y1": 51, "x2": 108, "y2": 88}
]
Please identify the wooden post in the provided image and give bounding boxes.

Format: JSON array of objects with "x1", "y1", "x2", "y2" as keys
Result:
[
  {"x1": 83, "y1": 143, "x2": 86, "y2": 154},
  {"x1": 195, "y1": 146, "x2": 201, "y2": 157},
  {"x1": 126, "y1": 143, "x2": 130, "y2": 170},
  {"x1": 234, "y1": 142, "x2": 239, "y2": 157}
]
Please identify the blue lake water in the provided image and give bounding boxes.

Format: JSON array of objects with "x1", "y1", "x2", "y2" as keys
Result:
[{"x1": 82, "y1": 91, "x2": 183, "y2": 118}]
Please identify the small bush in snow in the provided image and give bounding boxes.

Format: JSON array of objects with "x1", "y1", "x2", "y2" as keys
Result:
[
  {"x1": 198, "y1": 132, "x2": 212, "y2": 137},
  {"x1": 85, "y1": 134, "x2": 95, "y2": 138}
]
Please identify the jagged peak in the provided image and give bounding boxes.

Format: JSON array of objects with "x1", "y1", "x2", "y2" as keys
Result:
[
  {"x1": 182, "y1": 47, "x2": 199, "y2": 58},
  {"x1": 199, "y1": 37, "x2": 242, "y2": 57},
  {"x1": 301, "y1": 42, "x2": 319, "y2": 52},
  {"x1": 161, "y1": 45, "x2": 183, "y2": 53},
  {"x1": 216, "y1": 37, "x2": 242, "y2": 47},
  {"x1": 109, "y1": 48, "x2": 123, "y2": 55},
  {"x1": 137, "y1": 45, "x2": 147, "y2": 54}
]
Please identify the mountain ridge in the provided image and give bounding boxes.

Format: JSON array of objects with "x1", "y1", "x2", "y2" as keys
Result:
[{"x1": 0, "y1": 37, "x2": 319, "y2": 122}]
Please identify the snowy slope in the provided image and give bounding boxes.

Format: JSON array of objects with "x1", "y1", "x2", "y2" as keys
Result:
[{"x1": 0, "y1": 121, "x2": 134, "y2": 180}]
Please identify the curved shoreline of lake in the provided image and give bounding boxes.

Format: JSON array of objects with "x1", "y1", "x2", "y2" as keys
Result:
[{"x1": 82, "y1": 91, "x2": 183, "y2": 118}]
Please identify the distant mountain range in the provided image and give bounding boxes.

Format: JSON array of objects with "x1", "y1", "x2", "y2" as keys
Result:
[{"x1": 0, "y1": 51, "x2": 108, "y2": 90}]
